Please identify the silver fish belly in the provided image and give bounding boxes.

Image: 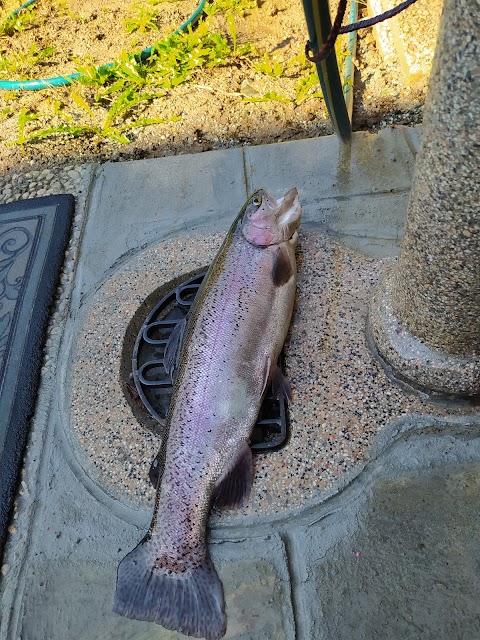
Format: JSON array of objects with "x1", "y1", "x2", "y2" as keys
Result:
[{"x1": 114, "y1": 187, "x2": 302, "y2": 640}]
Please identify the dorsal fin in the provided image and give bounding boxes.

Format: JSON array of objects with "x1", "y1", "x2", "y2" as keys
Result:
[{"x1": 164, "y1": 317, "x2": 187, "y2": 379}]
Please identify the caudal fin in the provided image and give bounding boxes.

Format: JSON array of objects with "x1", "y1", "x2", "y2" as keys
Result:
[{"x1": 113, "y1": 538, "x2": 226, "y2": 640}]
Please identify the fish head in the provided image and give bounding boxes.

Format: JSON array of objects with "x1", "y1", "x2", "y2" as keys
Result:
[{"x1": 241, "y1": 188, "x2": 301, "y2": 247}]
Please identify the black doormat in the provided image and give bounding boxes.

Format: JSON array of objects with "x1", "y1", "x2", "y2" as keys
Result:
[{"x1": 0, "y1": 195, "x2": 74, "y2": 557}]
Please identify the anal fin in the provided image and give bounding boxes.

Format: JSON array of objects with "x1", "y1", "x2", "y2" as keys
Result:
[{"x1": 213, "y1": 443, "x2": 253, "y2": 510}]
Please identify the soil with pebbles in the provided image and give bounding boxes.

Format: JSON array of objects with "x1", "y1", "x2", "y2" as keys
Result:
[{"x1": 0, "y1": 0, "x2": 441, "y2": 175}]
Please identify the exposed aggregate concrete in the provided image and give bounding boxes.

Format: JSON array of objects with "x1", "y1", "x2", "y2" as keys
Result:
[{"x1": 67, "y1": 230, "x2": 478, "y2": 521}]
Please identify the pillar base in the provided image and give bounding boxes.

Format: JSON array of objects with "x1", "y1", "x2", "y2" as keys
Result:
[{"x1": 368, "y1": 268, "x2": 480, "y2": 397}]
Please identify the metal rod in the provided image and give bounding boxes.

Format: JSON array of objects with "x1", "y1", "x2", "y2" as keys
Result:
[{"x1": 301, "y1": 0, "x2": 352, "y2": 142}]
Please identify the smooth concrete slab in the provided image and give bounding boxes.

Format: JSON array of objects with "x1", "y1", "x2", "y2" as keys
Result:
[
  {"x1": 20, "y1": 535, "x2": 294, "y2": 640},
  {"x1": 0, "y1": 195, "x2": 74, "y2": 555},
  {"x1": 78, "y1": 148, "x2": 248, "y2": 301},
  {"x1": 77, "y1": 128, "x2": 418, "y2": 305},
  {"x1": 304, "y1": 191, "x2": 409, "y2": 257},
  {"x1": 214, "y1": 535, "x2": 294, "y2": 640},
  {"x1": 3, "y1": 401, "x2": 479, "y2": 640},
  {"x1": 244, "y1": 128, "x2": 415, "y2": 256},
  {"x1": 244, "y1": 128, "x2": 415, "y2": 202}
]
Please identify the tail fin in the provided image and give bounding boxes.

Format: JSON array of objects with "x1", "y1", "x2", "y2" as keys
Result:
[{"x1": 113, "y1": 537, "x2": 226, "y2": 640}]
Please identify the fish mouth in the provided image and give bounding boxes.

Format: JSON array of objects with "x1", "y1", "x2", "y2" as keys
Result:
[
  {"x1": 281, "y1": 187, "x2": 299, "y2": 203},
  {"x1": 244, "y1": 222, "x2": 271, "y2": 231}
]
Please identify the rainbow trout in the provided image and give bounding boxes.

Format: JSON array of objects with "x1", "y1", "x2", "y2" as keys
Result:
[{"x1": 113, "y1": 188, "x2": 302, "y2": 639}]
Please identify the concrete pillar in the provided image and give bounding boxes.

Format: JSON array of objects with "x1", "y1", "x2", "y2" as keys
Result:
[{"x1": 368, "y1": 0, "x2": 479, "y2": 396}]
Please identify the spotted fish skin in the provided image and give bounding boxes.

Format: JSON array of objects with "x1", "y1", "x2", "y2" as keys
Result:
[{"x1": 114, "y1": 188, "x2": 302, "y2": 640}]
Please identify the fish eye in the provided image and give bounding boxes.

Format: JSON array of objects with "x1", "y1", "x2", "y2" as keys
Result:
[{"x1": 251, "y1": 195, "x2": 262, "y2": 206}]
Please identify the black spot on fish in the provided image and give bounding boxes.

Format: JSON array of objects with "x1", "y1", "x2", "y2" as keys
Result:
[{"x1": 271, "y1": 245, "x2": 293, "y2": 286}]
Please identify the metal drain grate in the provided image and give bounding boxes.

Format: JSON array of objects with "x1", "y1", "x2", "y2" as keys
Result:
[{"x1": 132, "y1": 272, "x2": 288, "y2": 453}]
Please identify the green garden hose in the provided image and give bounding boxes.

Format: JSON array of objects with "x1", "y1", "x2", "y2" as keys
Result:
[{"x1": 8, "y1": 0, "x2": 36, "y2": 16}]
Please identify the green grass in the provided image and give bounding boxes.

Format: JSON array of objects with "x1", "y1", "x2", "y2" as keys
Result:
[
  {"x1": 204, "y1": 0, "x2": 259, "y2": 17},
  {"x1": 12, "y1": 0, "x2": 260, "y2": 146},
  {"x1": 73, "y1": 19, "x2": 236, "y2": 94},
  {"x1": 12, "y1": 5, "x2": 246, "y2": 145},
  {"x1": 56, "y1": 0, "x2": 85, "y2": 21},
  {"x1": 294, "y1": 71, "x2": 323, "y2": 105},
  {"x1": 123, "y1": 0, "x2": 168, "y2": 34},
  {"x1": 245, "y1": 51, "x2": 324, "y2": 106},
  {"x1": 242, "y1": 91, "x2": 289, "y2": 104},
  {"x1": 252, "y1": 52, "x2": 285, "y2": 78},
  {"x1": 12, "y1": 91, "x2": 180, "y2": 145},
  {"x1": 0, "y1": 3, "x2": 37, "y2": 37},
  {"x1": 0, "y1": 43, "x2": 55, "y2": 79}
]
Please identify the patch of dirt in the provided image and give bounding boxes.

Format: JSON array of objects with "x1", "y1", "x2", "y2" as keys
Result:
[{"x1": 0, "y1": 0, "x2": 441, "y2": 174}]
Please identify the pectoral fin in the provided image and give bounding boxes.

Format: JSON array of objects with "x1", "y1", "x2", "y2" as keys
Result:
[
  {"x1": 212, "y1": 443, "x2": 253, "y2": 510},
  {"x1": 164, "y1": 317, "x2": 187, "y2": 378},
  {"x1": 271, "y1": 245, "x2": 293, "y2": 287}
]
